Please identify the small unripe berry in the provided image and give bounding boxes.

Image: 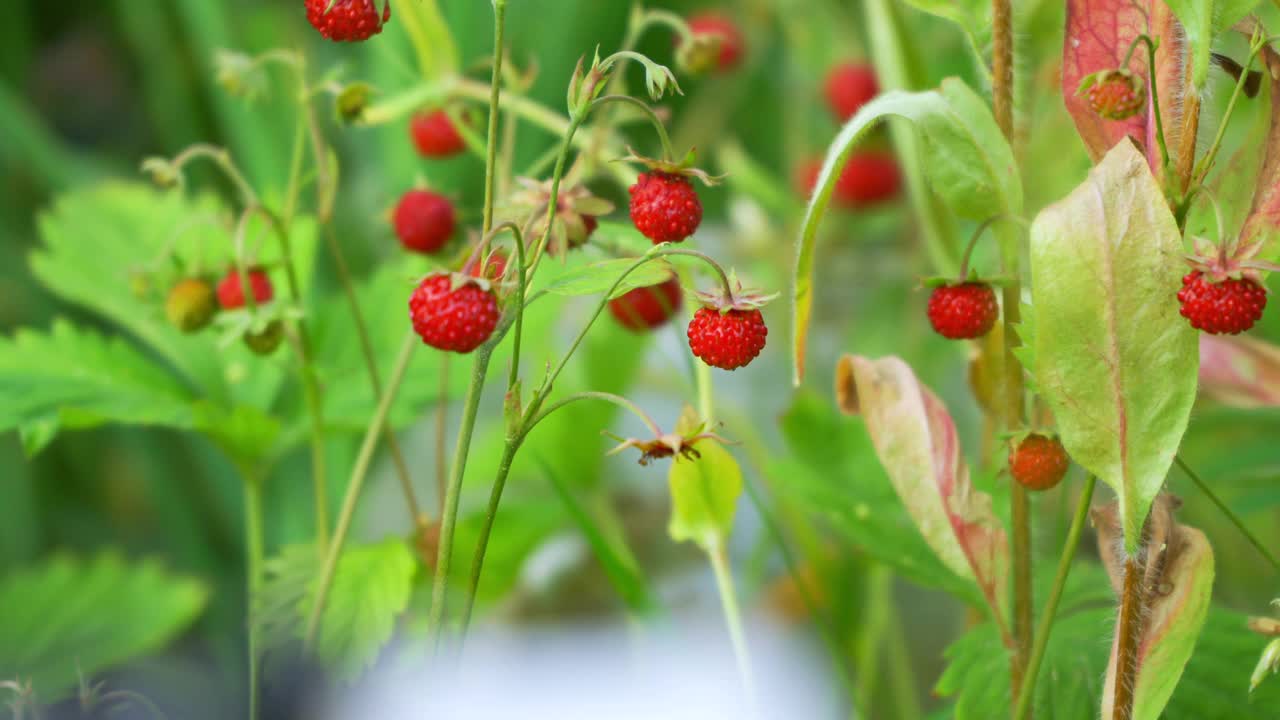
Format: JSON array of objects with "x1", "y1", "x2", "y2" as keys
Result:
[{"x1": 165, "y1": 278, "x2": 217, "y2": 333}]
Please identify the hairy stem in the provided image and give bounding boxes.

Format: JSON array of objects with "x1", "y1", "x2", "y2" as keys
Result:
[
  {"x1": 303, "y1": 332, "x2": 417, "y2": 649},
  {"x1": 1112, "y1": 553, "x2": 1146, "y2": 720},
  {"x1": 991, "y1": 0, "x2": 1014, "y2": 139},
  {"x1": 1013, "y1": 476, "x2": 1097, "y2": 720}
]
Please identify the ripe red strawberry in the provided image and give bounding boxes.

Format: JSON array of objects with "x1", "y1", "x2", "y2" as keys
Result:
[
  {"x1": 609, "y1": 276, "x2": 684, "y2": 331},
  {"x1": 408, "y1": 273, "x2": 501, "y2": 353},
  {"x1": 1177, "y1": 271, "x2": 1267, "y2": 334},
  {"x1": 1084, "y1": 70, "x2": 1146, "y2": 121},
  {"x1": 688, "y1": 307, "x2": 768, "y2": 370},
  {"x1": 305, "y1": 0, "x2": 390, "y2": 42},
  {"x1": 630, "y1": 171, "x2": 703, "y2": 244},
  {"x1": 795, "y1": 152, "x2": 900, "y2": 208},
  {"x1": 165, "y1": 278, "x2": 217, "y2": 333},
  {"x1": 410, "y1": 110, "x2": 465, "y2": 158},
  {"x1": 217, "y1": 267, "x2": 273, "y2": 310},
  {"x1": 685, "y1": 12, "x2": 744, "y2": 72},
  {"x1": 825, "y1": 62, "x2": 879, "y2": 121},
  {"x1": 927, "y1": 282, "x2": 999, "y2": 339},
  {"x1": 393, "y1": 189, "x2": 455, "y2": 254},
  {"x1": 1008, "y1": 434, "x2": 1070, "y2": 491}
]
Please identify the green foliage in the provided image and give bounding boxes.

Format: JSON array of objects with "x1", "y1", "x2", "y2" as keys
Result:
[
  {"x1": 667, "y1": 437, "x2": 743, "y2": 551},
  {"x1": 539, "y1": 257, "x2": 676, "y2": 300},
  {"x1": 898, "y1": 0, "x2": 991, "y2": 61},
  {"x1": 1027, "y1": 142, "x2": 1198, "y2": 553},
  {"x1": 0, "y1": 552, "x2": 208, "y2": 699},
  {"x1": 1163, "y1": 0, "x2": 1259, "y2": 89}
]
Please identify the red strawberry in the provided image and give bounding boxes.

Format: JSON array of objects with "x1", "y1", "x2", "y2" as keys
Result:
[
  {"x1": 393, "y1": 189, "x2": 455, "y2": 254},
  {"x1": 165, "y1": 278, "x2": 217, "y2": 333},
  {"x1": 609, "y1": 276, "x2": 684, "y2": 331},
  {"x1": 685, "y1": 12, "x2": 744, "y2": 72},
  {"x1": 305, "y1": 0, "x2": 390, "y2": 42},
  {"x1": 410, "y1": 110, "x2": 465, "y2": 158},
  {"x1": 824, "y1": 62, "x2": 879, "y2": 121},
  {"x1": 408, "y1": 273, "x2": 501, "y2": 353},
  {"x1": 1084, "y1": 70, "x2": 1146, "y2": 121},
  {"x1": 1008, "y1": 434, "x2": 1070, "y2": 491},
  {"x1": 795, "y1": 152, "x2": 900, "y2": 208},
  {"x1": 1177, "y1": 271, "x2": 1267, "y2": 334},
  {"x1": 687, "y1": 307, "x2": 768, "y2": 370},
  {"x1": 217, "y1": 267, "x2": 273, "y2": 310},
  {"x1": 629, "y1": 172, "x2": 703, "y2": 244},
  {"x1": 927, "y1": 282, "x2": 999, "y2": 339},
  {"x1": 472, "y1": 249, "x2": 508, "y2": 280}
]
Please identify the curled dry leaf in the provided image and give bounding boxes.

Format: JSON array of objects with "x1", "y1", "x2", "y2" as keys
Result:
[
  {"x1": 1198, "y1": 335, "x2": 1280, "y2": 408},
  {"x1": 835, "y1": 354, "x2": 1010, "y2": 637},
  {"x1": 1094, "y1": 496, "x2": 1215, "y2": 720}
]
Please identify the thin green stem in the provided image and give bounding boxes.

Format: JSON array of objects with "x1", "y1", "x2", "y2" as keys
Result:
[
  {"x1": 168, "y1": 143, "x2": 259, "y2": 206},
  {"x1": 590, "y1": 94, "x2": 676, "y2": 162},
  {"x1": 482, "y1": 0, "x2": 507, "y2": 234},
  {"x1": 524, "y1": 115, "x2": 585, "y2": 275},
  {"x1": 1013, "y1": 476, "x2": 1097, "y2": 720},
  {"x1": 1175, "y1": 456, "x2": 1280, "y2": 572},
  {"x1": 303, "y1": 332, "x2": 418, "y2": 650},
  {"x1": 527, "y1": 391, "x2": 663, "y2": 438},
  {"x1": 459, "y1": 441, "x2": 518, "y2": 635},
  {"x1": 1139, "y1": 36, "x2": 1172, "y2": 177},
  {"x1": 428, "y1": 347, "x2": 495, "y2": 652},
  {"x1": 709, "y1": 541, "x2": 755, "y2": 697},
  {"x1": 1192, "y1": 30, "x2": 1263, "y2": 188},
  {"x1": 242, "y1": 469, "x2": 265, "y2": 720}
]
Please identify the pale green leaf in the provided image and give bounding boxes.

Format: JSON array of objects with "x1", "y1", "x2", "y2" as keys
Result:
[
  {"x1": 1028, "y1": 141, "x2": 1198, "y2": 552},
  {"x1": 540, "y1": 258, "x2": 675, "y2": 300},
  {"x1": 1164, "y1": 0, "x2": 1259, "y2": 89},
  {"x1": 388, "y1": 0, "x2": 458, "y2": 79},
  {"x1": 667, "y1": 439, "x2": 744, "y2": 550},
  {"x1": 0, "y1": 552, "x2": 208, "y2": 699},
  {"x1": 0, "y1": 320, "x2": 196, "y2": 440},
  {"x1": 899, "y1": 0, "x2": 991, "y2": 58},
  {"x1": 1102, "y1": 525, "x2": 1215, "y2": 720},
  {"x1": 792, "y1": 78, "x2": 1019, "y2": 383}
]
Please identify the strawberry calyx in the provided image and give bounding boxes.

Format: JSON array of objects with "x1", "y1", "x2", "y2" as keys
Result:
[
  {"x1": 623, "y1": 147, "x2": 724, "y2": 187},
  {"x1": 691, "y1": 272, "x2": 778, "y2": 314}
]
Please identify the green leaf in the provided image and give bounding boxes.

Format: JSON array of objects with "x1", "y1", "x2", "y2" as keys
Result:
[
  {"x1": 792, "y1": 78, "x2": 1019, "y2": 383},
  {"x1": 0, "y1": 320, "x2": 196, "y2": 444},
  {"x1": 1102, "y1": 525, "x2": 1215, "y2": 720},
  {"x1": 1164, "y1": 0, "x2": 1259, "y2": 90},
  {"x1": 0, "y1": 552, "x2": 209, "y2": 699},
  {"x1": 835, "y1": 355, "x2": 1010, "y2": 631},
  {"x1": 540, "y1": 257, "x2": 676, "y2": 300},
  {"x1": 899, "y1": 0, "x2": 991, "y2": 59},
  {"x1": 1027, "y1": 141, "x2": 1198, "y2": 553},
  {"x1": 388, "y1": 0, "x2": 458, "y2": 80},
  {"x1": 667, "y1": 438, "x2": 744, "y2": 551}
]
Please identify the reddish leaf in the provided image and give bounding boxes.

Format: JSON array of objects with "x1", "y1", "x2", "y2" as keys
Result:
[
  {"x1": 1062, "y1": 0, "x2": 1184, "y2": 174},
  {"x1": 1198, "y1": 335, "x2": 1280, "y2": 408},
  {"x1": 836, "y1": 355, "x2": 1010, "y2": 637},
  {"x1": 1239, "y1": 42, "x2": 1280, "y2": 259}
]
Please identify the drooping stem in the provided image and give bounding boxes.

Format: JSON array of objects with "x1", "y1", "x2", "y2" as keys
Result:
[
  {"x1": 709, "y1": 541, "x2": 755, "y2": 697},
  {"x1": 1111, "y1": 553, "x2": 1146, "y2": 720},
  {"x1": 303, "y1": 332, "x2": 417, "y2": 650},
  {"x1": 590, "y1": 94, "x2": 676, "y2": 162},
  {"x1": 1175, "y1": 456, "x2": 1280, "y2": 572},
  {"x1": 1013, "y1": 476, "x2": 1097, "y2": 720},
  {"x1": 242, "y1": 469, "x2": 265, "y2": 720}
]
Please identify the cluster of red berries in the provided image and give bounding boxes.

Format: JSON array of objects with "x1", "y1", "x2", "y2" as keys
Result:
[
  {"x1": 163, "y1": 267, "x2": 283, "y2": 354},
  {"x1": 304, "y1": 0, "x2": 390, "y2": 42},
  {"x1": 1177, "y1": 271, "x2": 1268, "y2": 335}
]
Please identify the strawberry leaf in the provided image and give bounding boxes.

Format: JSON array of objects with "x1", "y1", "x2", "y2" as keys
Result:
[
  {"x1": 835, "y1": 355, "x2": 1011, "y2": 634},
  {"x1": 540, "y1": 257, "x2": 675, "y2": 300},
  {"x1": 667, "y1": 424, "x2": 744, "y2": 551},
  {"x1": 793, "y1": 79, "x2": 1019, "y2": 384},
  {"x1": 1028, "y1": 141, "x2": 1198, "y2": 553}
]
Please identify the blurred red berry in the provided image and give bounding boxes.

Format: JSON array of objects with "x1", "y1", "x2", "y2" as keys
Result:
[
  {"x1": 1177, "y1": 271, "x2": 1267, "y2": 335},
  {"x1": 217, "y1": 268, "x2": 273, "y2": 310},
  {"x1": 795, "y1": 152, "x2": 900, "y2": 208},
  {"x1": 927, "y1": 282, "x2": 999, "y2": 340},
  {"x1": 1085, "y1": 70, "x2": 1146, "y2": 121},
  {"x1": 686, "y1": 12, "x2": 744, "y2": 72},
  {"x1": 393, "y1": 189, "x2": 455, "y2": 254},
  {"x1": 629, "y1": 171, "x2": 703, "y2": 244},
  {"x1": 687, "y1": 307, "x2": 767, "y2": 370},
  {"x1": 304, "y1": 0, "x2": 390, "y2": 42},
  {"x1": 609, "y1": 276, "x2": 684, "y2": 331},
  {"x1": 410, "y1": 110, "x2": 465, "y2": 158},
  {"x1": 408, "y1": 273, "x2": 501, "y2": 353},
  {"x1": 824, "y1": 62, "x2": 878, "y2": 121}
]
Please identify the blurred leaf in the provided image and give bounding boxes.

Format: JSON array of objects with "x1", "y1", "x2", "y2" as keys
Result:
[
  {"x1": 835, "y1": 355, "x2": 1010, "y2": 630},
  {"x1": 1061, "y1": 0, "x2": 1182, "y2": 170},
  {"x1": 1198, "y1": 335, "x2": 1280, "y2": 408},
  {"x1": 1163, "y1": 0, "x2": 1258, "y2": 90},
  {"x1": 899, "y1": 0, "x2": 991, "y2": 59},
  {"x1": 1028, "y1": 142, "x2": 1197, "y2": 553},
  {"x1": 193, "y1": 402, "x2": 281, "y2": 467},
  {"x1": 446, "y1": 499, "x2": 565, "y2": 609},
  {"x1": 539, "y1": 258, "x2": 675, "y2": 300},
  {"x1": 793, "y1": 79, "x2": 1019, "y2": 383},
  {"x1": 0, "y1": 552, "x2": 208, "y2": 699},
  {"x1": 1241, "y1": 43, "x2": 1280, "y2": 262},
  {"x1": 0, "y1": 320, "x2": 196, "y2": 451},
  {"x1": 667, "y1": 435, "x2": 743, "y2": 551},
  {"x1": 390, "y1": 0, "x2": 459, "y2": 80},
  {"x1": 1101, "y1": 525, "x2": 1214, "y2": 719}
]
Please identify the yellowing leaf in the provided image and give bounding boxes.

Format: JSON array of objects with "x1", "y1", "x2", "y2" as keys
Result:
[
  {"x1": 1028, "y1": 141, "x2": 1198, "y2": 553},
  {"x1": 667, "y1": 439, "x2": 743, "y2": 550}
]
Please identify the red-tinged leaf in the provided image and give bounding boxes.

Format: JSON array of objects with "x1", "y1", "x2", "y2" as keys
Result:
[
  {"x1": 1239, "y1": 42, "x2": 1280, "y2": 261},
  {"x1": 1198, "y1": 335, "x2": 1280, "y2": 408},
  {"x1": 836, "y1": 355, "x2": 1010, "y2": 636},
  {"x1": 1099, "y1": 513, "x2": 1215, "y2": 720},
  {"x1": 1062, "y1": 0, "x2": 1184, "y2": 174}
]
